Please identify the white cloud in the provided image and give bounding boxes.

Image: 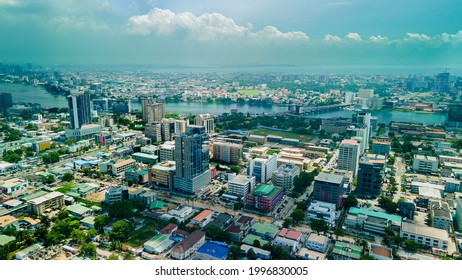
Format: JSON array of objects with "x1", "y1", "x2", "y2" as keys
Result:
[
  {"x1": 368, "y1": 35, "x2": 388, "y2": 43},
  {"x1": 440, "y1": 31, "x2": 462, "y2": 43},
  {"x1": 405, "y1": 32, "x2": 431, "y2": 41},
  {"x1": 345, "y1": 32, "x2": 361, "y2": 41},
  {"x1": 323, "y1": 34, "x2": 342, "y2": 42},
  {"x1": 0, "y1": 0, "x2": 18, "y2": 6},
  {"x1": 127, "y1": 8, "x2": 309, "y2": 42}
]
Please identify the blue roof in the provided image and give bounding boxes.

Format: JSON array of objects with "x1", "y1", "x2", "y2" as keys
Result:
[
  {"x1": 195, "y1": 241, "x2": 229, "y2": 259},
  {"x1": 349, "y1": 207, "x2": 403, "y2": 224}
]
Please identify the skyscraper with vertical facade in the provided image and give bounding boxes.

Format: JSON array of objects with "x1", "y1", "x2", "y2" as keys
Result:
[
  {"x1": 142, "y1": 98, "x2": 165, "y2": 124},
  {"x1": 195, "y1": 114, "x2": 214, "y2": 134},
  {"x1": 173, "y1": 125, "x2": 211, "y2": 194},
  {"x1": 337, "y1": 139, "x2": 361, "y2": 176},
  {"x1": 68, "y1": 92, "x2": 92, "y2": 129},
  {"x1": 313, "y1": 172, "x2": 344, "y2": 209},
  {"x1": 0, "y1": 93, "x2": 13, "y2": 115}
]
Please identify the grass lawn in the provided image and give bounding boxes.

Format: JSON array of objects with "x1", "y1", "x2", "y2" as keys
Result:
[
  {"x1": 251, "y1": 128, "x2": 314, "y2": 142},
  {"x1": 125, "y1": 219, "x2": 169, "y2": 248},
  {"x1": 56, "y1": 182, "x2": 77, "y2": 193},
  {"x1": 238, "y1": 89, "x2": 260, "y2": 96}
]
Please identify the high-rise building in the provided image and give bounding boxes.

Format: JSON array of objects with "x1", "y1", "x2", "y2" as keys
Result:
[
  {"x1": 436, "y1": 72, "x2": 450, "y2": 93},
  {"x1": 142, "y1": 98, "x2": 165, "y2": 124},
  {"x1": 447, "y1": 103, "x2": 462, "y2": 128},
  {"x1": 337, "y1": 139, "x2": 361, "y2": 176},
  {"x1": 173, "y1": 125, "x2": 211, "y2": 194},
  {"x1": 247, "y1": 155, "x2": 278, "y2": 184},
  {"x1": 352, "y1": 112, "x2": 372, "y2": 148},
  {"x1": 68, "y1": 92, "x2": 92, "y2": 129},
  {"x1": 271, "y1": 163, "x2": 300, "y2": 190},
  {"x1": 344, "y1": 92, "x2": 356, "y2": 103},
  {"x1": 356, "y1": 154, "x2": 386, "y2": 198},
  {"x1": 65, "y1": 92, "x2": 100, "y2": 139},
  {"x1": 0, "y1": 93, "x2": 13, "y2": 115},
  {"x1": 212, "y1": 142, "x2": 242, "y2": 165},
  {"x1": 195, "y1": 114, "x2": 214, "y2": 134},
  {"x1": 228, "y1": 174, "x2": 256, "y2": 198},
  {"x1": 358, "y1": 89, "x2": 374, "y2": 99},
  {"x1": 144, "y1": 122, "x2": 162, "y2": 142},
  {"x1": 313, "y1": 173, "x2": 344, "y2": 209},
  {"x1": 159, "y1": 141, "x2": 175, "y2": 162}
]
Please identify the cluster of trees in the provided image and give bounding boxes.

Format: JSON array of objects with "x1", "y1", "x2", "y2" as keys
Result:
[
  {"x1": 107, "y1": 200, "x2": 145, "y2": 220},
  {"x1": 41, "y1": 174, "x2": 56, "y2": 184},
  {"x1": 0, "y1": 123, "x2": 22, "y2": 142},
  {"x1": 62, "y1": 172, "x2": 74, "y2": 182},
  {"x1": 310, "y1": 219, "x2": 329, "y2": 234},
  {"x1": 0, "y1": 227, "x2": 38, "y2": 260},
  {"x1": 2, "y1": 147, "x2": 35, "y2": 163},
  {"x1": 378, "y1": 197, "x2": 399, "y2": 214},
  {"x1": 343, "y1": 195, "x2": 358, "y2": 210},
  {"x1": 292, "y1": 168, "x2": 321, "y2": 197},
  {"x1": 42, "y1": 151, "x2": 61, "y2": 164}
]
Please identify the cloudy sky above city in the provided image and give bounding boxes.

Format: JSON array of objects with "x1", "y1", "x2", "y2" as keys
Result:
[{"x1": 1, "y1": 0, "x2": 461, "y2": 71}]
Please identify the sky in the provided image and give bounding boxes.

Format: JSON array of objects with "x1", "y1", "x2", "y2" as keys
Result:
[{"x1": 0, "y1": 0, "x2": 461, "y2": 73}]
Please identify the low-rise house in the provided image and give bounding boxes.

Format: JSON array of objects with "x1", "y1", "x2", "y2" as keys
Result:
[
  {"x1": 227, "y1": 215, "x2": 255, "y2": 241},
  {"x1": 158, "y1": 223, "x2": 178, "y2": 235},
  {"x1": 400, "y1": 222, "x2": 448, "y2": 250},
  {"x1": 242, "y1": 234, "x2": 269, "y2": 247},
  {"x1": 171, "y1": 230, "x2": 206, "y2": 260},
  {"x1": 70, "y1": 183, "x2": 98, "y2": 197},
  {"x1": 160, "y1": 206, "x2": 193, "y2": 223},
  {"x1": 249, "y1": 222, "x2": 279, "y2": 240},
  {"x1": 81, "y1": 216, "x2": 96, "y2": 229},
  {"x1": 144, "y1": 234, "x2": 175, "y2": 255},
  {"x1": 66, "y1": 204, "x2": 94, "y2": 219},
  {"x1": 204, "y1": 213, "x2": 233, "y2": 230},
  {"x1": 0, "y1": 178, "x2": 28, "y2": 194},
  {"x1": 272, "y1": 228, "x2": 303, "y2": 252},
  {"x1": 0, "y1": 215, "x2": 19, "y2": 232},
  {"x1": 305, "y1": 233, "x2": 330, "y2": 253},
  {"x1": 15, "y1": 244, "x2": 43, "y2": 260},
  {"x1": 307, "y1": 200, "x2": 337, "y2": 227},
  {"x1": 0, "y1": 234, "x2": 15, "y2": 247},
  {"x1": 190, "y1": 210, "x2": 214, "y2": 228},
  {"x1": 193, "y1": 241, "x2": 229, "y2": 260},
  {"x1": 240, "y1": 244, "x2": 271, "y2": 260}
]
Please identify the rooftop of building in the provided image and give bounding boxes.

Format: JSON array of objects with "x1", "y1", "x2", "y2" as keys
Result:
[
  {"x1": 0, "y1": 178, "x2": 27, "y2": 187},
  {"x1": 27, "y1": 192, "x2": 63, "y2": 205},
  {"x1": 192, "y1": 209, "x2": 214, "y2": 223},
  {"x1": 314, "y1": 172, "x2": 344, "y2": 185},
  {"x1": 278, "y1": 228, "x2": 302, "y2": 240},
  {"x1": 251, "y1": 184, "x2": 282, "y2": 198},
  {"x1": 172, "y1": 230, "x2": 205, "y2": 254},
  {"x1": 66, "y1": 204, "x2": 93, "y2": 215},
  {"x1": 242, "y1": 234, "x2": 269, "y2": 246},
  {"x1": 113, "y1": 158, "x2": 136, "y2": 167},
  {"x1": 332, "y1": 241, "x2": 362, "y2": 259},
  {"x1": 401, "y1": 222, "x2": 449, "y2": 240},
  {"x1": 341, "y1": 139, "x2": 359, "y2": 146},
  {"x1": 349, "y1": 207, "x2": 402, "y2": 224},
  {"x1": 414, "y1": 154, "x2": 438, "y2": 161},
  {"x1": 195, "y1": 241, "x2": 229, "y2": 259},
  {"x1": 307, "y1": 233, "x2": 329, "y2": 244},
  {"x1": 370, "y1": 244, "x2": 393, "y2": 259},
  {"x1": 0, "y1": 234, "x2": 15, "y2": 246},
  {"x1": 132, "y1": 152, "x2": 159, "y2": 160},
  {"x1": 251, "y1": 222, "x2": 279, "y2": 235},
  {"x1": 230, "y1": 174, "x2": 254, "y2": 185}
]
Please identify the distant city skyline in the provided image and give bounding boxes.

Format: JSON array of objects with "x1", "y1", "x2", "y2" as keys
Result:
[{"x1": 0, "y1": 0, "x2": 461, "y2": 72}]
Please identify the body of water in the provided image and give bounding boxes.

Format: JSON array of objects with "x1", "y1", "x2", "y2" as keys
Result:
[{"x1": 1, "y1": 82, "x2": 447, "y2": 125}]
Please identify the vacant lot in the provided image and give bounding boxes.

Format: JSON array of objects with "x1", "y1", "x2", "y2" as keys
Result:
[
  {"x1": 238, "y1": 89, "x2": 260, "y2": 96},
  {"x1": 251, "y1": 128, "x2": 314, "y2": 142}
]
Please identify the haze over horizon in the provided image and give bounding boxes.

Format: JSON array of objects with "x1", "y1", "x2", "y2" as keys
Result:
[{"x1": 1, "y1": 0, "x2": 461, "y2": 74}]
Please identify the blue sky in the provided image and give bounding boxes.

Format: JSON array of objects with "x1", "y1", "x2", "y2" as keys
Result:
[{"x1": 0, "y1": 0, "x2": 461, "y2": 72}]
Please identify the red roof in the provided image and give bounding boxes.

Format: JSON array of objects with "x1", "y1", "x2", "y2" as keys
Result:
[
  {"x1": 278, "y1": 228, "x2": 302, "y2": 240},
  {"x1": 158, "y1": 223, "x2": 178, "y2": 235},
  {"x1": 193, "y1": 209, "x2": 213, "y2": 222}
]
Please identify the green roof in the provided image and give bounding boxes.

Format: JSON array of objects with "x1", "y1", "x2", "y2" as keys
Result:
[
  {"x1": 145, "y1": 234, "x2": 168, "y2": 247},
  {"x1": 71, "y1": 184, "x2": 97, "y2": 194},
  {"x1": 251, "y1": 184, "x2": 282, "y2": 198},
  {"x1": 242, "y1": 234, "x2": 269, "y2": 246},
  {"x1": 66, "y1": 204, "x2": 93, "y2": 216},
  {"x1": 137, "y1": 170, "x2": 148, "y2": 175},
  {"x1": 132, "y1": 153, "x2": 159, "y2": 160},
  {"x1": 150, "y1": 201, "x2": 164, "y2": 209},
  {"x1": 16, "y1": 244, "x2": 42, "y2": 258},
  {"x1": 250, "y1": 222, "x2": 279, "y2": 236},
  {"x1": 66, "y1": 191, "x2": 81, "y2": 198},
  {"x1": 21, "y1": 190, "x2": 49, "y2": 201},
  {"x1": 349, "y1": 207, "x2": 403, "y2": 225},
  {"x1": 126, "y1": 167, "x2": 136, "y2": 173},
  {"x1": 332, "y1": 241, "x2": 362, "y2": 259},
  {"x1": 81, "y1": 216, "x2": 96, "y2": 226},
  {"x1": 0, "y1": 235, "x2": 15, "y2": 246}
]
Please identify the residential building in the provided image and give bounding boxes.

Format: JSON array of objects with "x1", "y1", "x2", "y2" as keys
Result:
[
  {"x1": 444, "y1": 178, "x2": 462, "y2": 193},
  {"x1": 337, "y1": 139, "x2": 360, "y2": 176},
  {"x1": 455, "y1": 193, "x2": 462, "y2": 231},
  {"x1": 204, "y1": 213, "x2": 233, "y2": 230},
  {"x1": 331, "y1": 241, "x2": 362, "y2": 260},
  {"x1": 15, "y1": 244, "x2": 43, "y2": 260},
  {"x1": 227, "y1": 175, "x2": 255, "y2": 198},
  {"x1": 429, "y1": 199, "x2": 453, "y2": 231},
  {"x1": 158, "y1": 223, "x2": 178, "y2": 235},
  {"x1": 174, "y1": 126, "x2": 211, "y2": 194},
  {"x1": 66, "y1": 204, "x2": 94, "y2": 219},
  {"x1": 312, "y1": 173, "x2": 344, "y2": 209},
  {"x1": 413, "y1": 155, "x2": 439, "y2": 173},
  {"x1": 249, "y1": 222, "x2": 279, "y2": 240},
  {"x1": 160, "y1": 206, "x2": 193, "y2": 223},
  {"x1": 194, "y1": 114, "x2": 214, "y2": 134},
  {"x1": 245, "y1": 184, "x2": 284, "y2": 211},
  {"x1": 320, "y1": 117, "x2": 352, "y2": 134},
  {"x1": 0, "y1": 215, "x2": 18, "y2": 232},
  {"x1": 132, "y1": 152, "x2": 159, "y2": 165},
  {"x1": 193, "y1": 241, "x2": 229, "y2": 260},
  {"x1": 143, "y1": 234, "x2": 175, "y2": 254},
  {"x1": 272, "y1": 228, "x2": 302, "y2": 253},
  {"x1": 112, "y1": 159, "x2": 136, "y2": 175},
  {"x1": 150, "y1": 161, "x2": 176, "y2": 191},
  {"x1": 0, "y1": 234, "x2": 15, "y2": 247},
  {"x1": 171, "y1": 230, "x2": 206, "y2": 260},
  {"x1": 346, "y1": 207, "x2": 403, "y2": 233},
  {"x1": 27, "y1": 192, "x2": 65, "y2": 215},
  {"x1": 307, "y1": 200, "x2": 337, "y2": 227},
  {"x1": 191, "y1": 209, "x2": 214, "y2": 228},
  {"x1": 271, "y1": 163, "x2": 300, "y2": 190},
  {"x1": 247, "y1": 155, "x2": 278, "y2": 183},
  {"x1": 0, "y1": 178, "x2": 28, "y2": 194},
  {"x1": 226, "y1": 215, "x2": 255, "y2": 241},
  {"x1": 371, "y1": 140, "x2": 391, "y2": 155},
  {"x1": 159, "y1": 141, "x2": 175, "y2": 162},
  {"x1": 104, "y1": 185, "x2": 128, "y2": 204},
  {"x1": 212, "y1": 142, "x2": 242, "y2": 165},
  {"x1": 358, "y1": 89, "x2": 374, "y2": 98},
  {"x1": 400, "y1": 222, "x2": 449, "y2": 250},
  {"x1": 142, "y1": 98, "x2": 165, "y2": 124},
  {"x1": 129, "y1": 189, "x2": 156, "y2": 206},
  {"x1": 356, "y1": 154, "x2": 386, "y2": 198},
  {"x1": 240, "y1": 244, "x2": 270, "y2": 259},
  {"x1": 305, "y1": 233, "x2": 330, "y2": 253},
  {"x1": 144, "y1": 122, "x2": 162, "y2": 142}
]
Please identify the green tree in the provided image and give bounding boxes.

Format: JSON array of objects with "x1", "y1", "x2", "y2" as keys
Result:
[
  {"x1": 310, "y1": 219, "x2": 329, "y2": 234},
  {"x1": 108, "y1": 254, "x2": 119, "y2": 260},
  {"x1": 230, "y1": 165, "x2": 241, "y2": 174},
  {"x1": 204, "y1": 225, "x2": 230, "y2": 242},
  {"x1": 228, "y1": 245, "x2": 242, "y2": 260},
  {"x1": 94, "y1": 215, "x2": 110, "y2": 232},
  {"x1": 107, "y1": 200, "x2": 144, "y2": 219},
  {"x1": 343, "y1": 195, "x2": 358, "y2": 209},
  {"x1": 79, "y1": 243, "x2": 97, "y2": 258},
  {"x1": 378, "y1": 197, "x2": 399, "y2": 214},
  {"x1": 334, "y1": 228, "x2": 345, "y2": 237},
  {"x1": 70, "y1": 229, "x2": 87, "y2": 244},
  {"x1": 247, "y1": 248, "x2": 257, "y2": 260},
  {"x1": 253, "y1": 239, "x2": 261, "y2": 248},
  {"x1": 62, "y1": 172, "x2": 75, "y2": 182},
  {"x1": 290, "y1": 209, "x2": 306, "y2": 225},
  {"x1": 41, "y1": 174, "x2": 56, "y2": 184},
  {"x1": 403, "y1": 240, "x2": 419, "y2": 252},
  {"x1": 110, "y1": 220, "x2": 134, "y2": 242},
  {"x1": 57, "y1": 210, "x2": 69, "y2": 220}
]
